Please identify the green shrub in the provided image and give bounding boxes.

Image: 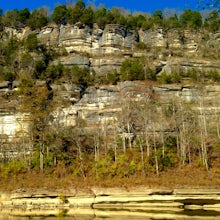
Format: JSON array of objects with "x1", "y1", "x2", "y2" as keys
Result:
[
  {"x1": 0, "y1": 160, "x2": 28, "y2": 177},
  {"x1": 144, "y1": 67, "x2": 157, "y2": 80},
  {"x1": 3, "y1": 72, "x2": 16, "y2": 82},
  {"x1": 157, "y1": 72, "x2": 173, "y2": 84},
  {"x1": 24, "y1": 33, "x2": 38, "y2": 52},
  {"x1": 208, "y1": 69, "x2": 220, "y2": 82},
  {"x1": 34, "y1": 60, "x2": 47, "y2": 79},
  {"x1": 65, "y1": 65, "x2": 94, "y2": 87},
  {"x1": 45, "y1": 63, "x2": 64, "y2": 81},
  {"x1": 120, "y1": 59, "x2": 144, "y2": 81},
  {"x1": 96, "y1": 70, "x2": 119, "y2": 85},
  {"x1": 135, "y1": 42, "x2": 150, "y2": 50}
]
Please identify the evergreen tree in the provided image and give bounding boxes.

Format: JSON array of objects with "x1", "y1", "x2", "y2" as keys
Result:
[
  {"x1": 180, "y1": 9, "x2": 202, "y2": 29},
  {"x1": 80, "y1": 6, "x2": 94, "y2": 26},
  {"x1": 204, "y1": 10, "x2": 220, "y2": 31},
  {"x1": 94, "y1": 7, "x2": 108, "y2": 29},
  {"x1": 52, "y1": 5, "x2": 68, "y2": 25},
  {"x1": 18, "y1": 8, "x2": 30, "y2": 26},
  {"x1": 67, "y1": 0, "x2": 85, "y2": 24},
  {"x1": 1, "y1": 9, "x2": 19, "y2": 27},
  {"x1": 27, "y1": 8, "x2": 49, "y2": 30}
]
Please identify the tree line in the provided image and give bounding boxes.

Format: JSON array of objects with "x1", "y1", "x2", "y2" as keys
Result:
[
  {"x1": 1, "y1": 80, "x2": 219, "y2": 180},
  {"x1": 0, "y1": 0, "x2": 219, "y2": 31}
]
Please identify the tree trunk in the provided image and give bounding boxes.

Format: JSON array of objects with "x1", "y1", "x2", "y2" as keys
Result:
[
  {"x1": 153, "y1": 129, "x2": 159, "y2": 175},
  {"x1": 40, "y1": 142, "x2": 44, "y2": 172}
]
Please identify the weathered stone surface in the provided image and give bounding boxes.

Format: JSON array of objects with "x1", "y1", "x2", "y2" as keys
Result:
[
  {"x1": 1, "y1": 81, "x2": 220, "y2": 152},
  {"x1": 3, "y1": 24, "x2": 219, "y2": 60},
  {"x1": 56, "y1": 54, "x2": 90, "y2": 68},
  {"x1": 90, "y1": 57, "x2": 123, "y2": 76},
  {"x1": 3, "y1": 27, "x2": 31, "y2": 40},
  {"x1": 58, "y1": 24, "x2": 93, "y2": 53},
  {"x1": 139, "y1": 28, "x2": 167, "y2": 48},
  {"x1": 159, "y1": 58, "x2": 220, "y2": 76},
  {"x1": 37, "y1": 25, "x2": 59, "y2": 46},
  {"x1": 0, "y1": 187, "x2": 220, "y2": 210}
]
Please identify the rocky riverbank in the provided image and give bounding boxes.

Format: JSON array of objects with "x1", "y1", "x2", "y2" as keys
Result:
[
  {"x1": 0, "y1": 187, "x2": 219, "y2": 219},
  {"x1": 0, "y1": 187, "x2": 220, "y2": 210}
]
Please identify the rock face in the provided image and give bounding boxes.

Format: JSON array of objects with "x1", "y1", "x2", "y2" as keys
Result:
[
  {"x1": 56, "y1": 54, "x2": 90, "y2": 68},
  {"x1": 1, "y1": 80, "x2": 220, "y2": 157},
  {"x1": 36, "y1": 24, "x2": 220, "y2": 57},
  {"x1": 58, "y1": 81, "x2": 220, "y2": 131},
  {"x1": 36, "y1": 24, "x2": 220, "y2": 74},
  {"x1": 5, "y1": 24, "x2": 219, "y2": 75},
  {"x1": 0, "y1": 187, "x2": 220, "y2": 217},
  {"x1": 1, "y1": 23, "x2": 220, "y2": 156},
  {"x1": 37, "y1": 24, "x2": 138, "y2": 55},
  {"x1": 139, "y1": 28, "x2": 167, "y2": 48}
]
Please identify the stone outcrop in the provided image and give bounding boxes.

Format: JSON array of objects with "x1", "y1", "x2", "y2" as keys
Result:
[
  {"x1": 90, "y1": 56, "x2": 123, "y2": 76},
  {"x1": 55, "y1": 54, "x2": 90, "y2": 68},
  {"x1": 0, "y1": 187, "x2": 219, "y2": 219},
  {"x1": 139, "y1": 28, "x2": 167, "y2": 48},
  {"x1": 37, "y1": 24, "x2": 139, "y2": 55},
  {"x1": 158, "y1": 58, "x2": 220, "y2": 76},
  {"x1": 3, "y1": 24, "x2": 220, "y2": 76},
  {"x1": 38, "y1": 24, "x2": 220, "y2": 76},
  {"x1": 57, "y1": 81, "x2": 220, "y2": 129},
  {"x1": 36, "y1": 24, "x2": 220, "y2": 58},
  {"x1": 1, "y1": 80, "x2": 220, "y2": 155}
]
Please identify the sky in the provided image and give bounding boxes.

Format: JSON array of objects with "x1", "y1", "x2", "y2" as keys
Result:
[{"x1": 0, "y1": 0, "x2": 200, "y2": 14}]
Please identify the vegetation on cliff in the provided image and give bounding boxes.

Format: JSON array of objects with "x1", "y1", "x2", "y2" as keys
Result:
[{"x1": 0, "y1": 1, "x2": 220, "y2": 189}]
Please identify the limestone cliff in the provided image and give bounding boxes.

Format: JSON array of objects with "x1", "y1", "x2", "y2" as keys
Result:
[
  {"x1": 4, "y1": 24, "x2": 219, "y2": 75},
  {"x1": 1, "y1": 80, "x2": 220, "y2": 157},
  {"x1": 0, "y1": 23, "x2": 220, "y2": 158}
]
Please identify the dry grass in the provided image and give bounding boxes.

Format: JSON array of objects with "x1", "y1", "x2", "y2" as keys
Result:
[{"x1": 0, "y1": 165, "x2": 220, "y2": 192}]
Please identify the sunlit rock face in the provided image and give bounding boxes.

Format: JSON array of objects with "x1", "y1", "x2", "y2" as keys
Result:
[
  {"x1": 36, "y1": 24, "x2": 220, "y2": 76},
  {"x1": 3, "y1": 24, "x2": 219, "y2": 60},
  {"x1": 138, "y1": 28, "x2": 167, "y2": 48},
  {"x1": 0, "y1": 113, "x2": 29, "y2": 141},
  {"x1": 0, "y1": 88, "x2": 29, "y2": 143},
  {"x1": 1, "y1": 23, "x2": 220, "y2": 157},
  {"x1": 55, "y1": 81, "x2": 220, "y2": 132},
  {"x1": 37, "y1": 24, "x2": 139, "y2": 55},
  {"x1": 1, "y1": 81, "x2": 220, "y2": 158}
]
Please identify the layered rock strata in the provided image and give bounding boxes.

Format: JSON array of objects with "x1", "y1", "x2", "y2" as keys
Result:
[{"x1": 0, "y1": 187, "x2": 220, "y2": 212}]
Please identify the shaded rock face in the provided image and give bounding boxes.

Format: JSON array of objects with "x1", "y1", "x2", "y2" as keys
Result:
[
  {"x1": 159, "y1": 59, "x2": 220, "y2": 76},
  {"x1": 56, "y1": 55, "x2": 90, "y2": 68},
  {"x1": 50, "y1": 81, "x2": 220, "y2": 144},
  {"x1": 90, "y1": 57, "x2": 122, "y2": 76},
  {"x1": 1, "y1": 81, "x2": 220, "y2": 157}
]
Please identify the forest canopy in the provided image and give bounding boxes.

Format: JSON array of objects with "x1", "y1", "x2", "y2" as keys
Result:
[{"x1": 0, "y1": 0, "x2": 219, "y2": 31}]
